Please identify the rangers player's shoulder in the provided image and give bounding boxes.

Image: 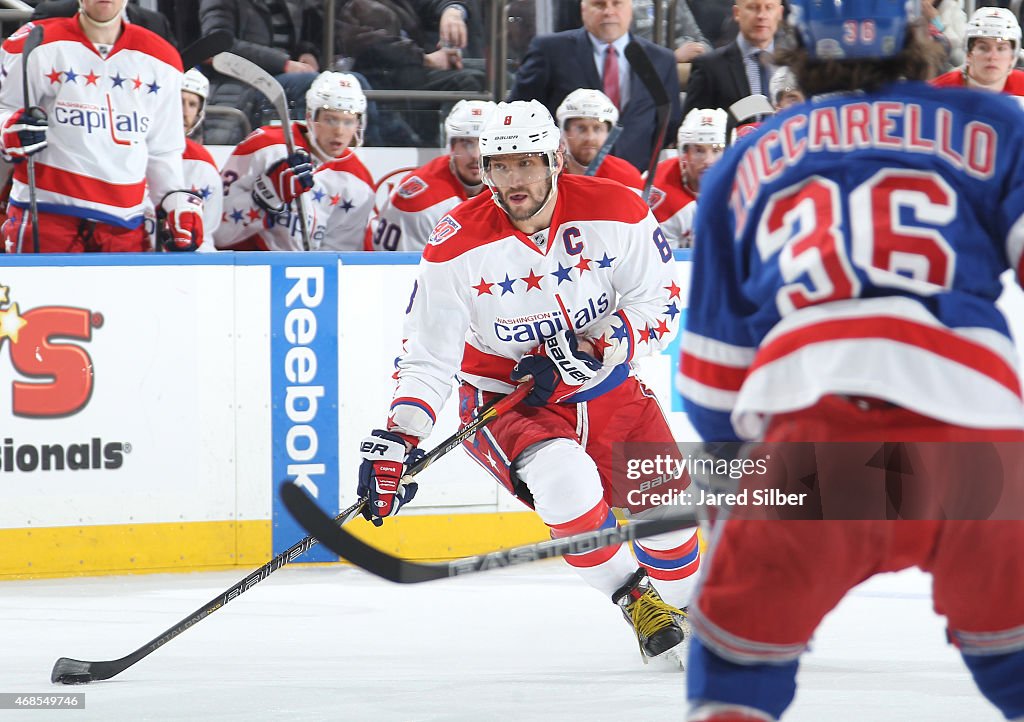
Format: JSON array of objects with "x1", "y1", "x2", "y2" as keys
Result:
[
  {"x1": 117, "y1": 23, "x2": 182, "y2": 71},
  {"x1": 558, "y1": 174, "x2": 649, "y2": 223},
  {"x1": 318, "y1": 149, "x2": 374, "y2": 187},
  {"x1": 421, "y1": 192, "x2": 503, "y2": 263},
  {"x1": 184, "y1": 138, "x2": 217, "y2": 166},
  {"x1": 390, "y1": 155, "x2": 463, "y2": 211}
]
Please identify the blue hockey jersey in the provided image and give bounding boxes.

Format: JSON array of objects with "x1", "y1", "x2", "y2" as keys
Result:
[{"x1": 680, "y1": 81, "x2": 1024, "y2": 441}]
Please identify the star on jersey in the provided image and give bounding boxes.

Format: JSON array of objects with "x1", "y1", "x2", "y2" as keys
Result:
[
  {"x1": 597, "y1": 253, "x2": 616, "y2": 269},
  {"x1": 521, "y1": 269, "x2": 544, "y2": 291},
  {"x1": 497, "y1": 274, "x2": 517, "y2": 295},
  {"x1": 63, "y1": 67, "x2": 79, "y2": 83},
  {"x1": 84, "y1": 70, "x2": 100, "y2": 86},
  {"x1": 230, "y1": 208, "x2": 244, "y2": 223},
  {"x1": 340, "y1": 199, "x2": 355, "y2": 212},
  {"x1": 472, "y1": 278, "x2": 494, "y2": 296},
  {"x1": 664, "y1": 281, "x2": 682, "y2": 300},
  {"x1": 192, "y1": 185, "x2": 213, "y2": 200},
  {"x1": 46, "y1": 67, "x2": 62, "y2": 84},
  {"x1": 110, "y1": 72, "x2": 126, "y2": 88},
  {"x1": 551, "y1": 263, "x2": 574, "y2": 285},
  {"x1": 247, "y1": 208, "x2": 262, "y2": 222},
  {"x1": 312, "y1": 188, "x2": 325, "y2": 202},
  {"x1": 146, "y1": 80, "x2": 161, "y2": 94},
  {"x1": 329, "y1": 194, "x2": 341, "y2": 206},
  {"x1": 574, "y1": 257, "x2": 593, "y2": 274},
  {"x1": 664, "y1": 301, "x2": 680, "y2": 320},
  {"x1": 610, "y1": 323, "x2": 630, "y2": 343}
]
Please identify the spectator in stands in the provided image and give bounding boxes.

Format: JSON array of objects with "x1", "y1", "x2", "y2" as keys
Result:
[
  {"x1": 689, "y1": 0, "x2": 736, "y2": 47},
  {"x1": 198, "y1": 0, "x2": 322, "y2": 144},
  {"x1": 0, "y1": 3, "x2": 202, "y2": 253},
  {"x1": 925, "y1": 0, "x2": 968, "y2": 67},
  {"x1": 646, "y1": 107, "x2": 727, "y2": 248},
  {"x1": 334, "y1": 0, "x2": 486, "y2": 146},
  {"x1": 932, "y1": 7, "x2": 1024, "y2": 95},
  {"x1": 369, "y1": 99, "x2": 495, "y2": 252},
  {"x1": 632, "y1": 0, "x2": 710, "y2": 76},
  {"x1": 632, "y1": 0, "x2": 709, "y2": 60},
  {"x1": 555, "y1": 88, "x2": 641, "y2": 189},
  {"x1": 216, "y1": 71, "x2": 374, "y2": 252},
  {"x1": 767, "y1": 66, "x2": 804, "y2": 111},
  {"x1": 509, "y1": 0, "x2": 682, "y2": 174},
  {"x1": 32, "y1": 0, "x2": 177, "y2": 47},
  {"x1": 681, "y1": 0, "x2": 784, "y2": 127}
]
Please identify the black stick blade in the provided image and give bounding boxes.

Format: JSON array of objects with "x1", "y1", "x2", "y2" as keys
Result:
[
  {"x1": 180, "y1": 29, "x2": 233, "y2": 70},
  {"x1": 281, "y1": 483, "x2": 441, "y2": 583},
  {"x1": 624, "y1": 41, "x2": 669, "y2": 107},
  {"x1": 51, "y1": 658, "x2": 95, "y2": 685}
]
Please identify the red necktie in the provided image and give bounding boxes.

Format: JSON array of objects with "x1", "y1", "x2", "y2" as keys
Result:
[{"x1": 603, "y1": 45, "x2": 620, "y2": 109}]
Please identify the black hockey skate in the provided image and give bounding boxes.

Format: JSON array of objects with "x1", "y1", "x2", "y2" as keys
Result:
[{"x1": 612, "y1": 568, "x2": 688, "y2": 666}]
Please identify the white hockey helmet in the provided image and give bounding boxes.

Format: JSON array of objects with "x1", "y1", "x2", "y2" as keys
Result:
[
  {"x1": 768, "y1": 67, "x2": 799, "y2": 107},
  {"x1": 479, "y1": 100, "x2": 561, "y2": 158},
  {"x1": 677, "y1": 107, "x2": 728, "y2": 148},
  {"x1": 182, "y1": 67, "x2": 209, "y2": 101},
  {"x1": 479, "y1": 100, "x2": 563, "y2": 217},
  {"x1": 305, "y1": 71, "x2": 368, "y2": 148},
  {"x1": 965, "y1": 6, "x2": 1022, "y2": 50},
  {"x1": 555, "y1": 88, "x2": 619, "y2": 130},
  {"x1": 181, "y1": 68, "x2": 208, "y2": 136},
  {"x1": 444, "y1": 100, "x2": 497, "y2": 145}
]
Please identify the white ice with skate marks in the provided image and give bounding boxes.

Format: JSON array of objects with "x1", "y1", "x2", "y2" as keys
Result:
[{"x1": 0, "y1": 564, "x2": 1001, "y2": 721}]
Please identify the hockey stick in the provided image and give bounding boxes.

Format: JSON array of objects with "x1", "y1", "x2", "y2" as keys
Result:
[
  {"x1": 282, "y1": 483, "x2": 698, "y2": 583},
  {"x1": 19, "y1": 25, "x2": 44, "y2": 254},
  {"x1": 50, "y1": 381, "x2": 531, "y2": 685},
  {"x1": 211, "y1": 52, "x2": 313, "y2": 251},
  {"x1": 583, "y1": 124, "x2": 623, "y2": 176},
  {"x1": 624, "y1": 42, "x2": 671, "y2": 203},
  {"x1": 179, "y1": 29, "x2": 233, "y2": 70}
]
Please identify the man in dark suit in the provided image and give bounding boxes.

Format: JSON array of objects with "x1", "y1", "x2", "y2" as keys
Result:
[
  {"x1": 681, "y1": 0, "x2": 783, "y2": 124},
  {"x1": 32, "y1": 0, "x2": 177, "y2": 47},
  {"x1": 509, "y1": 0, "x2": 681, "y2": 174}
]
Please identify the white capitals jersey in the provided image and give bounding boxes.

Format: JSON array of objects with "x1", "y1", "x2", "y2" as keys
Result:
[
  {"x1": 216, "y1": 124, "x2": 374, "y2": 251},
  {"x1": 370, "y1": 154, "x2": 471, "y2": 252},
  {"x1": 389, "y1": 174, "x2": 682, "y2": 439},
  {"x1": 0, "y1": 19, "x2": 186, "y2": 227}
]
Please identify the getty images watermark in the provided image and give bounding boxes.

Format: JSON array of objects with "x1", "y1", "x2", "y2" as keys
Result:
[
  {"x1": 622, "y1": 448, "x2": 808, "y2": 510},
  {"x1": 615, "y1": 441, "x2": 1024, "y2": 521}
]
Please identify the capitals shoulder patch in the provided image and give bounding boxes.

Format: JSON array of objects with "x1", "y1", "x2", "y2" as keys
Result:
[
  {"x1": 428, "y1": 214, "x2": 461, "y2": 245},
  {"x1": 397, "y1": 175, "x2": 428, "y2": 199}
]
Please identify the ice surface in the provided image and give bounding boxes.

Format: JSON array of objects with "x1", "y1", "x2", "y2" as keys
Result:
[{"x1": 0, "y1": 563, "x2": 1001, "y2": 721}]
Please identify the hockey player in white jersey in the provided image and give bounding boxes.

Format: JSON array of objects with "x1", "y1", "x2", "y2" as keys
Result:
[
  {"x1": 145, "y1": 68, "x2": 221, "y2": 251},
  {"x1": 0, "y1": 1, "x2": 202, "y2": 253},
  {"x1": 357, "y1": 100, "x2": 701, "y2": 666},
  {"x1": 647, "y1": 107, "x2": 726, "y2": 248},
  {"x1": 177, "y1": 69, "x2": 220, "y2": 251},
  {"x1": 555, "y1": 88, "x2": 642, "y2": 189},
  {"x1": 215, "y1": 71, "x2": 374, "y2": 251},
  {"x1": 370, "y1": 99, "x2": 495, "y2": 252}
]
